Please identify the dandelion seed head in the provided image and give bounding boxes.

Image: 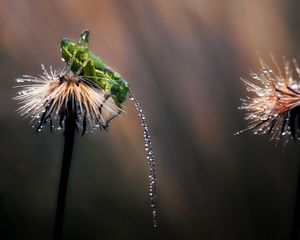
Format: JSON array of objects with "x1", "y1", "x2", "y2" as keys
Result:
[
  {"x1": 14, "y1": 66, "x2": 122, "y2": 134},
  {"x1": 237, "y1": 57, "x2": 300, "y2": 142}
]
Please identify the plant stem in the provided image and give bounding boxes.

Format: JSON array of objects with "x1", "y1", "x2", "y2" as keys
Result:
[
  {"x1": 290, "y1": 163, "x2": 300, "y2": 239},
  {"x1": 54, "y1": 107, "x2": 76, "y2": 240}
]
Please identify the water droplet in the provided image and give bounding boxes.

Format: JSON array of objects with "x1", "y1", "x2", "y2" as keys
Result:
[
  {"x1": 277, "y1": 81, "x2": 284, "y2": 87},
  {"x1": 261, "y1": 68, "x2": 272, "y2": 73},
  {"x1": 256, "y1": 89, "x2": 265, "y2": 97},
  {"x1": 252, "y1": 74, "x2": 260, "y2": 80},
  {"x1": 291, "y1": 82, "x2": 299, "y2": 90},
  {"x1": 282, "y1": 131, "x2": 287, "y2": 136},
  {"x1": 260, "y1": 114, "x2": 269, "y2": 121}
]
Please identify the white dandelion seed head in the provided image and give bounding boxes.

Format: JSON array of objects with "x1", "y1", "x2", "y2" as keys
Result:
[
  {"x1": 237, "y1": 57, "x2": 300, "y2": 142},
  {"x1": 14, "y1": 65, "x2": 122, "y2": 134}
]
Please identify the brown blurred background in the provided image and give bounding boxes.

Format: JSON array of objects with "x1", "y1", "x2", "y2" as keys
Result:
[{"x1": 1, "y1": 0, "x2": 300, "y2": 239}]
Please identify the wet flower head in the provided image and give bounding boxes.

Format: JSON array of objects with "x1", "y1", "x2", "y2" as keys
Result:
[
  {"x1": 14, "y1": 65, "x2": 121, "y2": 134},
  {"x1": 14, "y1": 30, "x2": 158, "y2": 227},
  {"x1": 237, "y1": 57, "x2": 300, "y2": 141}
]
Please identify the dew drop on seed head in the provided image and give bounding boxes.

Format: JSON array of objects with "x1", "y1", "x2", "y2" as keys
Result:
[
  {"x1": 130, "y1": 93, "x2": 157, "y2": 227},
  {"x1": 252, "y1": 74, "x2": 260, "y2": 81},
  {"x1": 256, "y1": 89, "x2": 265, "y2": 97},
  {"x1": 261, "y1": 68, "x2": 272, "y2": 73}
]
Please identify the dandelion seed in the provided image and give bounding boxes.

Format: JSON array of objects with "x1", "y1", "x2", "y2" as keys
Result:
[
  {"x1": 237, "y1": 56, "x2": 300, "y2": 142},
  {"x1": 14, "y1": 67, "x2": 120, "y2": 134}
]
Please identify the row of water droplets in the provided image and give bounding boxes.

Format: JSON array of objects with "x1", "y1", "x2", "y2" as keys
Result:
[
  {"x1": 129, "y1": 94, "x2": 157, "y2": 227},
  {"x1": 15, "y1": 74, "x2": 46, "y2": 122}
]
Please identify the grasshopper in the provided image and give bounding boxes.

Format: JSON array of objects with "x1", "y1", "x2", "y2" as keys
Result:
[{"x1": 60, "y1": 30, "x2": 129, "y2": 108}]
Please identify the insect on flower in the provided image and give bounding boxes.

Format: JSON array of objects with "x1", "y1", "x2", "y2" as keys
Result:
[
  {"x1": 14, "y1": 30, "x2": 158, "y2": 227},
  {"x1": 15, "y1": 31, "x2": 129, "y2": 134},
  {"x1": 236, "y1": 56, "x2": 300, "y2": 142}
]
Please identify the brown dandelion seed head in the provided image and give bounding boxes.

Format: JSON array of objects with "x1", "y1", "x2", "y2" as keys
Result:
[
  {"x1": 237, "y1": 57, "x2": 300, "y2": 142},
  {"x1": 14, "y1": 65, "x2": 122, "y2": 134}
]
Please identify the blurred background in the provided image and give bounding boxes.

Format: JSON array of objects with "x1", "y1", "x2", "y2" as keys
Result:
[{"x1": 1, "y1": 0, "x2": 300, "y2": 239}]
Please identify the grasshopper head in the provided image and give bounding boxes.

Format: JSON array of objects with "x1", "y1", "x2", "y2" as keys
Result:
[
  {"x1": 59, "y1": 31, "x2": 90, "y2": 73},
  {"x1": 59, "y1": 37, "x2": 75, "y2": 65},
  {"x1": 60, "y1": 30, "x2": 89, "y2": 58}
]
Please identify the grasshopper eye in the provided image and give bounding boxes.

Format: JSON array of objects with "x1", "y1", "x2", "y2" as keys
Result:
[{"x1": 60, "y1": 38, "x2": 70, "y2": 48}]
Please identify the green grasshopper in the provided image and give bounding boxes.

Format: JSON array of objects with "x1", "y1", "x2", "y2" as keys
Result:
[{"x1": 60, "y1": 30, "x2": 129, "y2": 107}]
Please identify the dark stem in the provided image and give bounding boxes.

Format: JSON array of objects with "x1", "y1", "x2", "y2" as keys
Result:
[
  {"x1": 54, "y1": 103, "x2": 76, "y2": 240},
  {"x1": 290, "y1": 163, "x2": 300, "y2": 240}
]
